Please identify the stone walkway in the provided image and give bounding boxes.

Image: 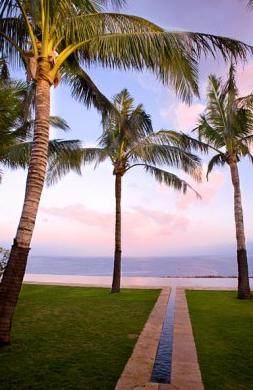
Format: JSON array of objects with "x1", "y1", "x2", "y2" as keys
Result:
[
  {"x1": 167, "y1": 288, "x2": 203, "y2": 390},
  {"x1": 115, "y1": 288, "x2": 204, "y2": 390},
  {"x1": 116, "y1": 288, "x2": 170, "y2": 390}
]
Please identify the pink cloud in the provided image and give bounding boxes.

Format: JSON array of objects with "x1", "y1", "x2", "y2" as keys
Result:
[
  {"x1": 237, "y1": 61, "x2": 253, "y2": 96},
  {"x1": 127, "y1": 207, "x2": 189, "y2": 237},
  {"x1": 161, "y1": 102, "x2": 205, "y2": 130},
  {"x1": 176, "y1": 171, "x2": 224, "y2": 210},
  {"x1": 175, "y1": 103, "x2": 205, "y2": 130},
  {"x1": 41, "y1": 204, "x2": 190, "y2": 252},
  {"x1": 41, "y1": 204, "x2": 113, "y2": 228}
]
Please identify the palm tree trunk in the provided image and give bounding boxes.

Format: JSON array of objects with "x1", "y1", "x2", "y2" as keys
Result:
[
  {"x1": 0, "y1": 73, "x2": 51, "y2": 346},
  {"x1": 229, "y1": 160, "x2": 251, "y2": 299},
  {"x1": 111, "y1": 174, "x2": 122, "y2": 293}
]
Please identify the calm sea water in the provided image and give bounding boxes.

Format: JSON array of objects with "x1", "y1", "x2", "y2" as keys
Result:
[{"x1": 26, "y1": 255, "x2": 253, "y2": 277}]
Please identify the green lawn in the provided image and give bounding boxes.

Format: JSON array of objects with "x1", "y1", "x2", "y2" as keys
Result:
[
  {"x1": 186, "y1": 290, "x2": 253, "y2": 390},
  {"x1": 0, "y1": 284, "x2": 160, "y2": 390}
]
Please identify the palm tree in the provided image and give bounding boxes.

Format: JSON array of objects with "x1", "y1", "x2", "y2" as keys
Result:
[
  {"x1": 0, "y1": 0, "x2": 251, "y2": 345},
  {"x1": 48, "y1": 89, "x2": 201, "y2": 293},
  {"x1": 179, "y1": 65, "x2": 253, "y2": 299}
]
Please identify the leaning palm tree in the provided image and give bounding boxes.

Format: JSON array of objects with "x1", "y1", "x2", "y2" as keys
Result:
[
  {"x1": 179, "y1": 65, "x2": 253, "y2": 299},
  {"x1": 0, "y1": 0, "x2": 252, "y2": 345},
  {"x1": 48, "y1": 89, "x2": 201, "y2": 293}
]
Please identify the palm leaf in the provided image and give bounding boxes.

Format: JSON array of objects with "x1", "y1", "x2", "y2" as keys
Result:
[
  {"x1": 1, "y1": 141, "x2": 30, "y2": 168},
  {"x1": 143, "y1": 164, "x2": 200, "y2": 197},
  {"x1": 46, "y1": 139, "x2": 83, "y2": 185},
  {"x1": 129, "y1": 141, "x2": 201, "y2": 180},
  {"x1": 49, "y1": 116, "x2": 70, "y2": 131},
  {"x1": 1, "y1": 138, "x2": 81, "y2": 171},
  {"x1": 206, "y1": 153, "x2": 226, "y2": 179},
  {"x1": 76, "y1": 29, "x2": 199, "y2": 102},
  {"x1": 181, "y1": 31, "x2": 251, "y2": 60},
  {"x1": 62, "y1": 57, "x2": 115, "y2": 114},
  {"x1": 81, "y1": 147, "x2": 106, "y2": 164}
]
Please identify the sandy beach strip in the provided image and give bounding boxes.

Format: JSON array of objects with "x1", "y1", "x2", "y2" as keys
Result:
[{"x1": 23, "y1": 273, "x2": 253, "y2": 289}]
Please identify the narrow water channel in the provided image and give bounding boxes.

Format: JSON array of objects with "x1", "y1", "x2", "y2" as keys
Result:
[{"x1": 151, "y1": 288, "x2": 176, "y2": 383}]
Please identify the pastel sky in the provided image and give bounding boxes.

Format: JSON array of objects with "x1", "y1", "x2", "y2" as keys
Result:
[{"x1": 1, "y1": 0, "x2": 253, "y2": 256}]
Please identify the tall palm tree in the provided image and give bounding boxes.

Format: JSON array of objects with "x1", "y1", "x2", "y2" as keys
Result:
[
  {"x1": 179, "y1": 65, "x2": 253, "y2": 299},
  {"x1": 0, "y1": 0, "x2": 251, "y2": 345},
  {"x1": 48, "y1": 89, "x2": 201, "y2": 293}
]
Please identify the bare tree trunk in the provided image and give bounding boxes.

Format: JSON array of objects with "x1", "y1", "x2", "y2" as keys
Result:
[
  {"x1": 111, "y1": 174, "x2": 122, "y2": 293},
  {"x1": 0, "y1": 72, "x2": 51, "y2": 346},
  {"x1": 229, "y1": 160, "x2": 251, "y2": 299}
]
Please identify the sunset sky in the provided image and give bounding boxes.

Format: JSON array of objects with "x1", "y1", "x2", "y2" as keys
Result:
[{"x1": 1, "y1": 0, "x2": 253, "y2": 257}]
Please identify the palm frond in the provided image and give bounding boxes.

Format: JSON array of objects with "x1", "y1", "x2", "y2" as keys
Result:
[
  {"x1": 129, "y1": 140, "x2": 201, "y2": 180},
  {"x1": 206, "y1": 153, "x2": 226, "y2": 179},
  {"x1": 0, "y1": 15, "x2": 29, "y2": 67},
  {"x1": 47, "y1": 144, "x2": 107, "y2": 186},
  {"x1": 1, "y1": 141, "x2": 30, "y2": 169},
  {"x1": 181, "y1": 31, "x2": 251, "y2": 61},
  {"x1": 205, "y1": 74, "x2": 228, "y2": 135},
  {"x1": 0, "y1": 78, "x2": 27, "y2": 132},
  {"x1": 143, "y1": 164, "x2": 200, "y2": 197},
  {"x1": 1, "y1": 138, "x2": 82, "y2": 172},
  {"x1": 49, "y1": 116, "x2": 70, "y2": 131},
  {"x1": 46, "y1": 139, "x2": 83, "y2": 186},
  {"x1": 81, "y1": 147, "x2": 106, "y2": 164},
  {"x1": 197, "y1": 114, "x2": 226, "y2": 149},
  {"x1": 76, "y1": 28, "x2": 199, "y2": 102},
  {"x1": 48, "y1": 139, "x2": 81, "y2": 156},
  {"x1": 150, "y1": 130, "x2": 211, "y2": 154},
  {"x1": 62, "y1": 57, "x2": 114, "y2": 115}
]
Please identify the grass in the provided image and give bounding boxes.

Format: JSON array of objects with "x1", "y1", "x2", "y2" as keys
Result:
[
  {"x1": 0, "y1": 284, "x2": 160, "y2": 390},
  {"x1": 186, "y1": 290, "x2": 253, "y2": 390}
]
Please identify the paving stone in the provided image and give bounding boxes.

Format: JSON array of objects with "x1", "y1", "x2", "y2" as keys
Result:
[{"x1": 170, "y1": 288, "x2": 204, "y2": 390}]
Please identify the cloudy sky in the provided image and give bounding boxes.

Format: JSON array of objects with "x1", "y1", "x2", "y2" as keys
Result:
[{"x1": 1, "y1": 0, "x2": 253, "y2": 257}]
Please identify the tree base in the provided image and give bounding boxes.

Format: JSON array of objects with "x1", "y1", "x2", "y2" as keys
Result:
[
  {"x1": 237, "y1": 249, "x2": 251, "y2": 300},
  {"x1": 0, "y1": 240, "x2": 31, "y2": 346},
  {"x1": 237, "y1": 290, "x2": 251, "y2": 300},
  {"x1": 111, "y1": 288, "x2": 120, "y2": 294}
]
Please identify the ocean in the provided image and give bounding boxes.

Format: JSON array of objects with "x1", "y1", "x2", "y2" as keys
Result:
[{"x1": 26, "y1": 255, "x2": 253, "y2": 277}]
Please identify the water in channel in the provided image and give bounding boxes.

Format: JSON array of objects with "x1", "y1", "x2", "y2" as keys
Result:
[{"x1": 151, "y1": 288, "x2": 176, "y2": 384}]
